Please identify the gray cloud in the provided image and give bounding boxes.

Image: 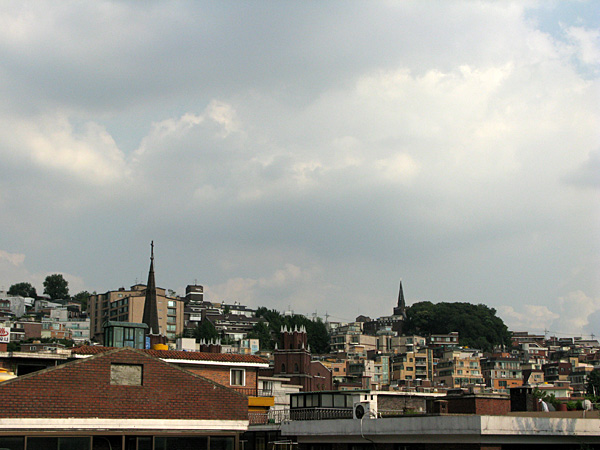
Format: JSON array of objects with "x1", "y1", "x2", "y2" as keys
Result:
[{"x1": 0, "y1": 1, "x2": 598, "y2": 336}]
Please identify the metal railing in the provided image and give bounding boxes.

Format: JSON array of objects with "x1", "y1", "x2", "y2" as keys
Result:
[
  {"x1": 233, "y1": 387, "x2": 273, "y2": 397},
  {"x1": 249, "y1": 409, "x2": 290, "y2": 425},
  {"x1": 290, "y1": 408, "x2": 353, "y2": 421},
  {"x1": 248, "y1": 407, "x2": 423, "y2": 425}
]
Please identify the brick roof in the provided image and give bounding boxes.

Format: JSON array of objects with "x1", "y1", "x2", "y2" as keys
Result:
[
  {"x1": 0, "y1": 347, "x2": 248, "y2": 420},
  {"x1": 72, "y1": 345, "x2": 268, "y2": 364}
]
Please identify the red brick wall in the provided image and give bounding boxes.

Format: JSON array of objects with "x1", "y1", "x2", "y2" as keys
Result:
[
  {"x1": 0, "y1": 348, "x2": 248, "y2": 420},
  {"x1": 447, "y1": 396, "x2": 510, "y2": 415},
  {"x1": 184, "y1": 365, "x2": 258, "y2": 391}
]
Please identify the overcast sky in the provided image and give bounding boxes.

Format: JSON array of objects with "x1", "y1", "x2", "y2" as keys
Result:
[{"x1": 1, "y1": 1, "x2": 598, "y2": 337}]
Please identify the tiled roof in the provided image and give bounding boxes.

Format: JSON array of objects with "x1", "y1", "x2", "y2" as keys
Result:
[
  {"x1": 0, "y1": 347, "x2": 249, "y2": 421},
  {"x1": 72, "y1": 345, "x2": 268, "y2": 364}
]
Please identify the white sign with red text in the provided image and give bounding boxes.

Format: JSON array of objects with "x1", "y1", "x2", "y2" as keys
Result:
[{"x1": 0, "y1": 327, "x2": 10, "y2": 343}]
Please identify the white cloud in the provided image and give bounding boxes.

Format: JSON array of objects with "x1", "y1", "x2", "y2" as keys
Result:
[
  {"x1": 0, "y1": 2, "x2": 597, "y2": 328},
  {"x1": 499, "y1": 304, "x2": 560, "y2": 332},
  {"x1": 0, "y1": 114, "x2": 127, "y2": 185},
  {"x1": 0, "y1": 250, "x2": 25, "y2": 267},
  {"x1": 565, "y1": 26, "x2": 600, "y2": 67},
  {"x1": 206, "y1": 263, "x2": 315, "y2": 307},
  {"x1": 550, "y1": 290, "x2": 600, "y2": 335}
]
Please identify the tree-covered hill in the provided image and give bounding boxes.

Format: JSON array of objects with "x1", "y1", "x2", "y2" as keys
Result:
[{"x1": 403, "y1": 301, "x2": 511, "y2": 352}]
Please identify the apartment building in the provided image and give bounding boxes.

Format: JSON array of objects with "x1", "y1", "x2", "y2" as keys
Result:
[
  {"x1": 434, "y1": 349, "x2": 484, "y2": 388},
  {"x1": 391, "y1": 348, "x2": 433, "y2": 383},
  {"x1": 390, "y1": 335, "x2": 427, "y2": 354},
  {"x1": 481, "y1": 354, "x2": 523, "y2": 391},
  {"x1": 88, "y1": 284, "x2": 184, "y2": 342},
  {"x1": 330, "y1": 322, "x2": 377, "y2": 355}
]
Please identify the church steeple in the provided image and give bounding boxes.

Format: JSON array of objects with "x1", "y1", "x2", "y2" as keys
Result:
[
  {"x1": 142, "y1": 241, "x2": 161, "y2": 335},
  {"x1": 393, "y1": 280, "x2": 407, "y2": 319}
]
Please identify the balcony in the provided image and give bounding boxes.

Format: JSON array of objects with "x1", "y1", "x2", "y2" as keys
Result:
[{"x1": 232, "y1": 387, "x2": 273, "y2": 397}]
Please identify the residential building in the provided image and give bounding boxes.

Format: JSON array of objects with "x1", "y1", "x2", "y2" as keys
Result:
[
  {"x1": 330, "y1": 323, "x2": 376, "y2": 355},
  {"x1": 0, "y1": 347, "x2": 250, "y2": 449},
  {"x1": 391, "y1": 348, "x2": 433, "y2": 384},
  {"x1": 390, "y1": 334, "x2": 427, "y2": 354},
  {"x1": 0, "y1": 292, "x2": 31, "y2": 317},
  {"x1": 543, "y1": 361, "x2": 572, "y2": 382},
  {"x1": 428, "y1": 332, "x2": 459, "y2": 349},
  {"x1": 89, "y1": 284, "x2": 183, "y2": 342},
  {"x1": 434, "y1": 348, "x2": 484, "y2": 388},
  {"x1": 481, "y1": 354, "x2": 523, "y2": 391}
]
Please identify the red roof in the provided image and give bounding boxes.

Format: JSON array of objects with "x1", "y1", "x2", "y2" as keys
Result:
[
  {"x1": 72, "y1": 345, "x2": 268, "y2": 364},
  {"x1": 0, "y1": 347, "x2": 249, "y2": 421}
]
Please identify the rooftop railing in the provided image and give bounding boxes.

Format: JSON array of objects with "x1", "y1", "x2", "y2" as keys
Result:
[{"x1": 249, "y1": 408, "x2": 424, "y2": 425}]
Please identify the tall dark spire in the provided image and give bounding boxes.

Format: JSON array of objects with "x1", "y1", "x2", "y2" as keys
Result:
[
  {"x1": 142, "y1": 241, "x2": 161, "y2": 335},
  {"x1": 393, "y1": 280, "x2": 407, "y2": 318}
]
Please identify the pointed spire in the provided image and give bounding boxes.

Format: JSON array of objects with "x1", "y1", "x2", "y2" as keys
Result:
[
  {"x1": 394, "y1": 279, "x2": 407, "y2": 319},
  {"x1": 142, "y1": 241, "x2": 161, "y2": 336},
  {"x1": 398, "y1": 280, "x2": 405, "y2": 309}
]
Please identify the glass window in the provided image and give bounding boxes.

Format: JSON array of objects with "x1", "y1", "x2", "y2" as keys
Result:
[
  {"x1": 125, "y1": 436, "x2": 152, "y2": 450},
  {"x1": 155, "y1": 436, "x2": 207, "y2": 450},
  {"x1": 168, "y1": 300, "x2": 176, "y2": 307},
  {"x1": 333, "y1": 394, "x2": 345, "y2": 407},
  {"x1": 306, "y1": 395, "x2": 313, "y2": 407},
  {"x1": 321, "y1": 393, "x2": 334, "y2": 407},
  {"x1": 210, "y1": 437, "x2": 234, "y2": 450},
  {"x1": 168, "y1": 308, "x2": 176, "y2": 316},
  {"x1": 28, "y1": 437, "x2": 91, "y2": 450},
  {"x1": 230, "y1": 369, "x2": 245, "y2": 386},
  {"x1": 124, "y1": 327, "x2": 136, "y2": 348},
  {"x1": 0, "y1": 437, "x2": 24, "y2": 450}
]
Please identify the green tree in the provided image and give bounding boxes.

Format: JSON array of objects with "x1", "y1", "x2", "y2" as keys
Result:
[
  {"x1": 404, "y1": 301, "x2": 511, "y2": 352},
  {"x1": 253, "y1": 307, "x2": 331, "y2": 354},
  {"x1": 43, "y1": 274, "x2": 69, "y2": 301},
  {"x1": 586, "y1": 369, "x2": 600, "y2": 398},
  {"x1": 247, "y1": 321, "x2": 275, "y2": 350},
  {"x1": 8, "y1": 282, "x2": 37, "y2": 298},
  {"x1": 72, "y1": 291, "x2": 90, "y2": 311},
  {"x1": 193, "y1": 320, "x2": 219, "y2": 342}
]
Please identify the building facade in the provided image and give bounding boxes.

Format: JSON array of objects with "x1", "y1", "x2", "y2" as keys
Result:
[{"x1": 88, "y1": 284, "x2": 184, "y2": 343}]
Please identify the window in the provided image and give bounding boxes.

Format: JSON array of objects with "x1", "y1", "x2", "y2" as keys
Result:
[
  {"x1": 168, "y1": 300, "x2": 176, "y2": 307},
  {"x1": 230, "y1": 369, "x2": 245, "y2": 386},
  {"x1": 123, "y1": 327, "x2": 136, "y2": 348},
  {"x1": 167, "y1": 307, "x2": 176, "y2": 316}
]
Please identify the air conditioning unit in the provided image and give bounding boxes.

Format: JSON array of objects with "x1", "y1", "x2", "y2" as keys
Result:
[{"x1": 353, "y1": 401, "x2": 377, "y2": 419}]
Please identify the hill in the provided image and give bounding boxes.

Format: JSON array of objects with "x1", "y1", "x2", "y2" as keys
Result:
[{"x1": 403, "y1": 301, "x2": 511, "y2": 352}]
